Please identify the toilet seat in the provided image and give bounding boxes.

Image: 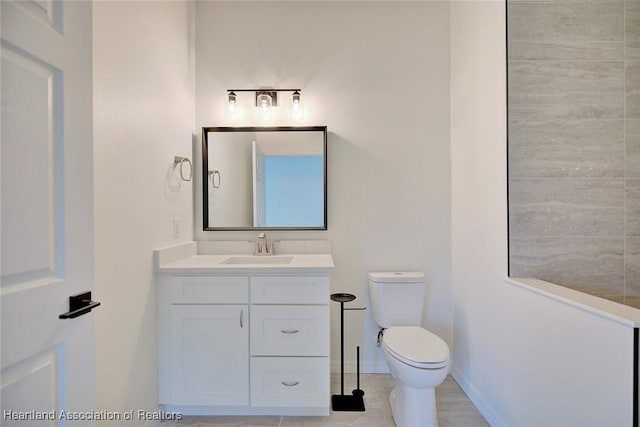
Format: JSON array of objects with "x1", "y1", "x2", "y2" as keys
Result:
[{"x1": 382, "y1": 326, "x2": 449, "y2": 369}]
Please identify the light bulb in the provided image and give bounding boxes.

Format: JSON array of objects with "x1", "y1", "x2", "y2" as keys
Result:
[
  {"x1": 291, "y1": 90, "x2": 303, "y2": 119},
  {"x1": 227, "y1": 91, "x2": 238, "y2": 116},
  {"x1": 256, "y1": 93, "x2": 273, "y2": 121}
]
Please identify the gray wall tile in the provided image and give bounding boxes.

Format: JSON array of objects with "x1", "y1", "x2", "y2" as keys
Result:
[
  {"x1": 509, "y1": 179, "x2": 625, "y2": 237},
  {"x1": 509, "y1": 119, "x2": 624, "y2": 178},
  {"x1": 627, "y1": 179, "x2": 640, "y2": 236},
  {"x1": 507, "y1": 0, "x2": 635, "y2": 303},
  {"x1": 627, "y1": 61, "x2": 640, "y2": 119},
  {"x1": 627, "y1": 0, "x2": 640, "y2": 60},
  {"x1": 508, "y1": 3, "x2": 623, "y2": 43},
  {"x1": 510, "y1": 237, "x2": 625, "y2": 295},
  {"x1": 628, "y1": 120, "x2": 640, "y2": 176},
  {"x1": 509, "y1": 92, "x2": 624, "y2": 120},
  {"x1": 626, "y1": 238, "x2": 640, "y2": 296},
  {"x1": 508, "y1": 40, "x2": 624, "y2": 61},
  {"x1": 509, "y1": 0, "x2": 623, "y2": 2},
  {"x1": 509, "y1": 61, "x2": 624, "y2": 94}
]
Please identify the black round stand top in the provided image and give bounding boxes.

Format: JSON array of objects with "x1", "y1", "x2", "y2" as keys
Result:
[{"x1": 331, "y1": 293, "x2": 356, "y2": 303}]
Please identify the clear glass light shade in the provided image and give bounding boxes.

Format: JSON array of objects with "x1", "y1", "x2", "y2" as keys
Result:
[
  {"x1": 226, "y1": 91, "x2": 238, "y2": 117},
  {"x1": 291, "y1": 91, "x2": 303, "y2": 119},
  {"x1": 257, "y1": 94, "x2": 272, "y2": 109},
  {"x1": 257, "y1": 93, "x2": 273, "y2": 121}
]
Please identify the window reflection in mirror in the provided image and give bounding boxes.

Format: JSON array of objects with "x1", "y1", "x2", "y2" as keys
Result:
[{"x1": 202, "y1": 127, "x2": 327, "y2": 230}]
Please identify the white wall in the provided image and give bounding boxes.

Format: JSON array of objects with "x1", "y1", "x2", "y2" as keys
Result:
[
  {"x1": 194, "y1": 1, "x2": 452, "y2": 372},
  {"x1": 93, "y1": 2, "x2": 194, "y2": 424},
  {"x1": 451, "y1": 2, "x2": 634, "y2": 426},
  {"x1": 208, "y1": 131, "x2": 254, "y2": 227}
]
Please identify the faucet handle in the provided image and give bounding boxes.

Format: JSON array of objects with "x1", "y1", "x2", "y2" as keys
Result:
[{"x1": 255, "y1": 233, "x2": 267, "y2": 255}]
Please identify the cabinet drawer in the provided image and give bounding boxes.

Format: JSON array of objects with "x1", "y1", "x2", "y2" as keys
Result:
[
  {"x1": 250, "y1": 357, "x2": 329, "y2": 408},
  {"x1": 250, "y1": 306, "x2": 329, "y2": 356},
  {"x1": 170, "y1": 276, "x2": 248, "y2": 304},
  {"x1": 250, "y1": 276, "x2": 329, "y2": 304}
]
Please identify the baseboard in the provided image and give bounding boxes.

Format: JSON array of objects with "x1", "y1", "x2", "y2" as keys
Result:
[
  {"x1": 330, "y1": 360, "x2": 389, "y2": 374},
  {"x1": 449, "y1": 363, "x2": 506, "y2": 427}
]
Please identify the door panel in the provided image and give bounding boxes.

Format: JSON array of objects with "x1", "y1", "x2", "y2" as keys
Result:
[
  {"x1": 1, "y1": 43, "x2": 62, "y2": 283},
  {"x1": 11, "y1": 0, "x2": 63, "y2": 32},
  {"x1": 1, "y1": 347, "x2": 62, "y2": 426},
  {"x1": 1, "y1": 0, "x2": 95, "y2": 423}
]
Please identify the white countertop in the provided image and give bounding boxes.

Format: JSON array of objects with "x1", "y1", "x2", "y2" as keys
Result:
[{"x1": 157, "y1": 253, "x2": 335, "y2": 275}]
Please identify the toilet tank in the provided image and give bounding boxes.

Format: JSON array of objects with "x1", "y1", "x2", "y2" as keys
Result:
[{"x1": 368, "y1": 272, "x2": 426, "y2": 328}]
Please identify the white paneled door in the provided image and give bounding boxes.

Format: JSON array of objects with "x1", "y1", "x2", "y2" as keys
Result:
[{"x1": 1, "y1": 1, "x2": 96, "y2": 425}]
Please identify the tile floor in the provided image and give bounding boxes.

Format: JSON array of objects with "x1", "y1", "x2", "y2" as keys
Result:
[{"x1": 172, "y1": 374, "x2": 490, "y2": 427}]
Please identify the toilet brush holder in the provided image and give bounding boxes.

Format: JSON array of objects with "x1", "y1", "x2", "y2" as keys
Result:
[
  {"x1": 330, "y1": 293, "x2": 366, "y2": 412},
  {"x1": 331, "y1": 346, "x2": 365, "y2": 412}
]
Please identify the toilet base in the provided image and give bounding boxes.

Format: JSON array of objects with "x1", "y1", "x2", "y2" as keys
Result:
[{"x1": 389, "y1": 385, "x2": 438, "y2": 427}]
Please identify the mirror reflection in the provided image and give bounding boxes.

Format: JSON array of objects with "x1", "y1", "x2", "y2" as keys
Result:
[{"x1": 202, "y1": 127, "x2": 327, "y2": 230}]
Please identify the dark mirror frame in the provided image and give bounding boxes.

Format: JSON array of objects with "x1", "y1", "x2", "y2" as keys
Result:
[{"x1": 202, "y1": 126, "x2": 328, "y2": 231}]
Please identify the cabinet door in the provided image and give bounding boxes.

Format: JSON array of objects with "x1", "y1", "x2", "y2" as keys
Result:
[{"x1": 170, "y1": 305, "x2": 248, "y2": 406}]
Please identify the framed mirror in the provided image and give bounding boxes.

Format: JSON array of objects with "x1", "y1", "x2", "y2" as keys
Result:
[{"x1": 202, "y1": 126, "x2": 327, "y2": 230}]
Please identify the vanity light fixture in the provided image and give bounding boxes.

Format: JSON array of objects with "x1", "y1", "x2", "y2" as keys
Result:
[{"x1": 226, "y1": 88, "x2": 303, "y2": 120}]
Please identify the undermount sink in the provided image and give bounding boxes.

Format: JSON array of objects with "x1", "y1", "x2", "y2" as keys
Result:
[{"x1": 220, "y1": 256, "x2": 294, "y2": 265}]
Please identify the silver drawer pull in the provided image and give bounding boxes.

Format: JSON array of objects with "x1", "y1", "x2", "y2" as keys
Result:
[
  {"x1": 281, "y1": 381, "x2": 299, "y2": 387},
  {"x1": 281, "y1": 329, "x2": 299, "y2": 334}
]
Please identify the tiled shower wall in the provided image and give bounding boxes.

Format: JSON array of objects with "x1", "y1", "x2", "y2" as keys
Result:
[{"x1": 508, "y1": 0, "x2": 640, "y2": 303}]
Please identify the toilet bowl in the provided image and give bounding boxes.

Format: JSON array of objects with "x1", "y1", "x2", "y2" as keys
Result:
[
  {"x1": 381, "y1": 326, "x2": 449, "y2": 427},
  {"x1": 367, "y1": 272, "x2": 450, "y2": 427}
]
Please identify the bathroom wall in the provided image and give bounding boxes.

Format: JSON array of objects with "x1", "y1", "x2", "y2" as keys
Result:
[
  {"x1": 208, "y1": 131, "x2": 254, "y2": 227},
  {"x1": 93, "y1": 1, "x2": 194, "y2": 424},
  {"x1": 451, "y1": 2, "x2": 634, "y2": 426},
  {"x1": 194, "y1": 1, "x2": 452, "y2": 372},
  {"x1": 508, "y1": 0, "x2": 640, "y2": 303}
]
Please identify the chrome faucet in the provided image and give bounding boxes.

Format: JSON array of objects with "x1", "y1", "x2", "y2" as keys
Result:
[{"x1": 254, "y1": 233, "x2": 272, "y2": 256}]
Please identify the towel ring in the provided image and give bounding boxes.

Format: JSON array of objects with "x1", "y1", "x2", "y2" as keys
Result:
[
  {"x1": 209, "y1": 170, "x2": 221, "y2": 188},
  {"x1": 174, "y1": 156, "x2": 192, "y2": 181}
]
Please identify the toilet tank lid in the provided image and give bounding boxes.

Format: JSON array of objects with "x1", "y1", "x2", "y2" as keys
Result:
[{"x1": 368, "y1": 272, "x2": 424, "y2": 283}]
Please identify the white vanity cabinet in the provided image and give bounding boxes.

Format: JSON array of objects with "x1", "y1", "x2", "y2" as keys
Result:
[{"x1": 158, "y1": 269, "x2": 331, "y2": 416}]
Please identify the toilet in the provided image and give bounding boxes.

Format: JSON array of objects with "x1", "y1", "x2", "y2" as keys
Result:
[{"x1": 368, "y1": 272, "x2": 450, "y2": 427}]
